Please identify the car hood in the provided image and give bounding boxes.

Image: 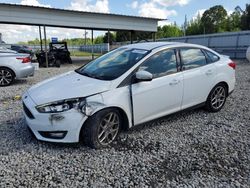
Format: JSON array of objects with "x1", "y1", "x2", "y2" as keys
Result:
[{"x1": 28, "y1": 71, "x2": 111, "y2": 105}]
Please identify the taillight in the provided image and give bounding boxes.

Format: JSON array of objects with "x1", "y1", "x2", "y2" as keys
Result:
[
  {"x1": 16, "y1": 57, "x2": 31, "y2": 63},
  {"x1": 228, "y1": 61, "x2": 236, "y2": 70}
]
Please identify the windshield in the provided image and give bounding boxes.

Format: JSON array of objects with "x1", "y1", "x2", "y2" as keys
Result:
[
  {"x1": 0, "y1": 47, "x2": 17, "y2": 53},
  {"x1": 76, "y1": 48, "x2": 149, "y2": 80}
]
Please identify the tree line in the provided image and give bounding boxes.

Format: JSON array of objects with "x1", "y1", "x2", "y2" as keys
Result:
[
  {"x1": 149, "y1": 4, "x2": 249, "y2": 39},
  {"x1": 20, "y1": 4, "x2": 250, "y2": 45}
]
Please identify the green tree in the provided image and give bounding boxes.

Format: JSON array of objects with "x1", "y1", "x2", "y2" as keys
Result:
[
  {"x1": 63, "y1": 38, "x2": 91, "y2": 45},
  {"x1": 201, "y1": 5, "x2": 227, "y2": 34},
  {"x1": 241, "y1": 4, "x2": 250, "y2": 30},
  {"x1": 134, "y1": 31, "x2": 153, "y2": 41},
  {"x1": 157, "y1": 25, "x2": 183, "y2": 38},
  {"x1": 226, "y1": 11, "x2": 241, "y2": 31},
  {"x1": 116, "y1": 31, "x2": 130, "y2": 42},
  {"x1": 186, "y1": 13, "x2": 204, "y2": 35},
  {"x1": 103, "y1": 32, "x2": 115, "y2": 44},
  {"x1": 94, "y1": 36, "x2": 104, "y2": 44},
  {"x1": 116, "y1": 31, "x2": 153, "y2": 42}
]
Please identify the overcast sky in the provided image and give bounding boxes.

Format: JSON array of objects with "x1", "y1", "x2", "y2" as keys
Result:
[{"x1": 0, "y1": 0, "x2": 248, "y2": 43}]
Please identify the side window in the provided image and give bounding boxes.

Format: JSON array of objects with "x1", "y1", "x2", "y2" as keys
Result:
[
  {"x1": 139, "y1": 49, "x2": 177, "y2": 78},
  {"x1": 180, "y1": 48, "x2": 207, "y2": 70},
  {"x1": 205, "y1": 50, "x2": 220, "y2": 63}
]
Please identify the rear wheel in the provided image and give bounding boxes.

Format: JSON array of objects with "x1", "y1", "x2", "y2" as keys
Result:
[
  {"x1": 205, "y1": 83, "x2": 227, "y2": 112},
  {"x1": 82, "y1": 108, "x2": 121, "y2": 149},
  {"x1": 0, "y1": 68, "x2": 15, "y2": 86}
]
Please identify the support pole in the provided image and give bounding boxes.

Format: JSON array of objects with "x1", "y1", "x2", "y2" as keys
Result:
[
  {"x1": 84, "y1": 29, "x2": 87, "y2": 46},
  {"x1": 0, "y1": 33, "x2": 2, "y2": 44},
  {"x1": 39, "y1": 26, "x2": 43, "y2": 51},
  {"x1": 130, "y1": 31, "x2": 133, "y2": 44},
  {"x1": 91, "y1": 29, "x2": 94, "y2": 60},
  {"x1": 43, "y1": 25, "x2": 48, "y2": 68},
  {"x1": 152, "y1": 32, "x2": 156, "y2": 42},
  {"x1": 108, "y1": 29, "x2": 110, "y2": 52}
]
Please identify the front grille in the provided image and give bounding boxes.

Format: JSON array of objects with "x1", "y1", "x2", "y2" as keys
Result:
[{"x1": 23, "y1": 102, "x2": 35, "y2": 119}]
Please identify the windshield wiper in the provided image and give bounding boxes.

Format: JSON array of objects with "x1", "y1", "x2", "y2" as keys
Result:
[
  {"x1": 75, "y1": 70, "x2": 103, "y2": 80},
  {"x1": 75, "y1": 69, "x2": 90, "y2": 77},
  {"x1": 82, "y1": 72, "x2": 93, "y2": 78}
]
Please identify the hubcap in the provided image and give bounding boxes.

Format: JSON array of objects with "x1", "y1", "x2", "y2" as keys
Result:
[
  {"x1": 211, "y1": 86, "x2": 226, "y2": 109},
  {"x1": 98, "y1": 112, "x2": 120, "y2": 145},
  {"x1": 0, "y1": 69, "x2": 13, "y2": 86}
]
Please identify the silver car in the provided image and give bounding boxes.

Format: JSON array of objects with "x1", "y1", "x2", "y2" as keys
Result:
[{"x1": 0, "y1": 47, "x2": 35, "y2": 86}]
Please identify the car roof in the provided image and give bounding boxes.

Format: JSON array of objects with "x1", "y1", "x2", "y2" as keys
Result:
[
  {"x1": 123, "y1": 42, "x2": 209, "y2": 51},
  {"x1": 122, "y1": 42, "x2": 176, "y2": 50}
]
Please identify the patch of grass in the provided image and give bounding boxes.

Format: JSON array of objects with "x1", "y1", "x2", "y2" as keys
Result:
[{"x1": 70, "y1": 51, "x2": 102, "y2": 57}]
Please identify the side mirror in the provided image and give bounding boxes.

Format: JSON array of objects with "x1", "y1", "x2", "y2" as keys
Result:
[{"x1": 135, "y1": 70, "x2": 153, "y2": 82}]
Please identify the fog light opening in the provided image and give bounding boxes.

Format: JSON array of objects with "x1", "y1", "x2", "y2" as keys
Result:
[{"x1": 39, "y1": 131, "x2": 67, "y2": 139}]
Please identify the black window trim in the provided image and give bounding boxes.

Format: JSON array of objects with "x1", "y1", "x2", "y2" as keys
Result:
[
  {"x1": 140, "y1": 48, "x2": 179, "y2": 79},
  {"x1": 118, "y1": 47, "x2": 180, "y2": 88},
  {"x1": 177, "y1": 47, "x2": 213, "y2": 71},
  {"x1": 201, "y1": 49, "x2": 211, "y2": 64},
  {"x1": 203, "y1": 49, "x2": 220, "y2": 63}
]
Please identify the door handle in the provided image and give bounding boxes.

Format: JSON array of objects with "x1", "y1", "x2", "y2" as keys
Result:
[
  {"x1": 205, "y1": 70, "x2": 213, "y2": 76},
  {"x1": 169, "y1": 79, "x2": 180, "y2": 86}
]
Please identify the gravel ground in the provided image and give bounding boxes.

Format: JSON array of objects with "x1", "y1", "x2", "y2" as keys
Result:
[{"x1": 0, "y1": 60, "x2": 249, "y2": 187}]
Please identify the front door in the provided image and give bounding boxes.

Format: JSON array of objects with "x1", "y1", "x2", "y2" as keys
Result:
[{"x1": 132, "y1": 49, "x2": 183, "y2": 125}]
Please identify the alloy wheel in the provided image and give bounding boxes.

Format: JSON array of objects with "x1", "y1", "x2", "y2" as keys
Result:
[
  {"x1": 98, "y1": 112, "x2": 120, "y2": 145},
  {"x1": 0, "y1": 69, "x2": 13, "y2": 86},
  {"x1": 210, "y1": 86, "x2": 226, "y2": 110}
]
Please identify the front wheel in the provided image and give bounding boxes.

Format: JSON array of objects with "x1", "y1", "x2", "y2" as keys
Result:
[
  {"x1": 82, "y1": 108, "x2": 121, "y2": 149},
  {"x1": 0, "y1": 68, "x2": 15, "y2": 87},
  {"x1": 205, "y1": 83, "x2": 227, "y2": 112}
]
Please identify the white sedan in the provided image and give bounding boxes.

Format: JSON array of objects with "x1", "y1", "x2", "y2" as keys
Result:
[
  {"x1": 0, "y1": 47, "x2": 35, "y2": 86},
  {"x1": 22, "y1": 42, "x2": 236, "y2": 149}
]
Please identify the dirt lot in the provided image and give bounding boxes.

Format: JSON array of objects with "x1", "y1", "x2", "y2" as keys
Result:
[{"x1": 0, "y1": 60, "x2": 249, "y2": 187}]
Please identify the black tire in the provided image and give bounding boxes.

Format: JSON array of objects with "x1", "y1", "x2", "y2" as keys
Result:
[
  {"x1": 205, "y1": 83, "x2": 227, "y2": 112},
  {"x1": 0, "y1": 67, "x2": 15, "y2": 87},
  {"x1": 82, "y1": 108, "x2": 122, "y2": 149},
  {"x1": 55, "y1": 60, "x2": 61, "y2": 68},
  {"x1": 68, "y1": 57, "x2": 73, "y2": 64}
]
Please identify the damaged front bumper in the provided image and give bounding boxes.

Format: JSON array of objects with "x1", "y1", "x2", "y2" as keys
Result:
[
  {"x1": 22, "y1": 93, "x2": 88, "y2": 143},
  {"x1": 22, "y1": 92, "x2": 107, "y2": 143}
]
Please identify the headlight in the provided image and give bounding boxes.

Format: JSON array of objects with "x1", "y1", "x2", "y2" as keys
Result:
[{"x1": 36, "y1": 98, "x2": 85, "y2": 113}]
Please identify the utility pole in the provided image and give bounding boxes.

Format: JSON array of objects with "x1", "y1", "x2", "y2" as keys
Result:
[
  {"x1": 84, "y1": 30, "x2": 88, "y2": 46},
  {"x1": 39, "y1": 26, "x2": 43, "y2": 51},
  {"x1": 183, "y1": 14, "x2": 187, "y2": 36},
  {"x1": 91, "y1": 29, "x2": 94, "y2": 60},
  {"x1": 43, "y1": 26, "x2": 48, "y2": 68}
]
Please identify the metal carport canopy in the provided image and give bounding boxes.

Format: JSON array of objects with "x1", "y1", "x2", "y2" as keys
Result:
[{"x1": 0, "y1": 3, "x2": 161, "y2": 32}]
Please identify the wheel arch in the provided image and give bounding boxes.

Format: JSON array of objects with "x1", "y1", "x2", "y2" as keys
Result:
[
  {"x1": 0, "y1": 66, "x2": 16, "y2": 78},
  {"x1": 207, "y1": 81, "x2": 229, "y2": 102},
  {"x1": 79, "y1": 106, "x2": 130, "y2": 142},
  {"x1": 215, "y1": 81, "x2": 229, "y2": 96}
]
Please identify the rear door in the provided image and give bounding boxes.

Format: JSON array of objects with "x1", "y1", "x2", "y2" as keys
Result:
[
  {"x1": 179, "y1": 48, "x2": 217, "y2": 109},
  {"x1": 132, "y1": 49, "x2": 183, "y2": 125}
]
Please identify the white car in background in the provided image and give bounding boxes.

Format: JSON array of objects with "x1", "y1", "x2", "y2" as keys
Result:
[
  {"x1": 22, "y1": 42, "x2": 236, "y2": 149},
  {"x1": 0, "y1": 47, "x2": 35, "y2": 86}
]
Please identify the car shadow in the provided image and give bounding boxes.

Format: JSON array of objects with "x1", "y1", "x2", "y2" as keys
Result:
[
  {"x1": 0, "y1": 106, "x2": 207, "y2": 154},
  {"x1": 0, "y1": 117, "x2": 90, "y2": 155},
  {"x1": 12, "y1": 79, "x2": 28, "y2": 85},
  {"x1": 127, "y1": 107, "x2": 205, "y2": 133}
]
